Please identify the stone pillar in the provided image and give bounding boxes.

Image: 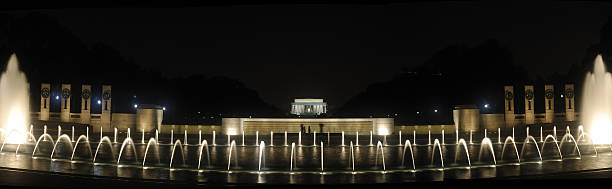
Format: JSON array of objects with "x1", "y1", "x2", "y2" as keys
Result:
[
  {"x1": 81, "y1": 84, "x2": 91, "y2": 124},
  {"x1": 565, "y1": 84, "x2": 575, "y2": 121},
  {"x1": 544, "y1": 85, "x2": 554, "y2": 123},
  {"x1": 60, "y1": 84, "x2": 71, "y2": 122},
  {"x1": 40, "y1": 83, "x2": 50, "y2": 121},
  {"x1": 101, "y1": 85, "x2": 112, "y2": 130},
  {"x1": 504, "y1": 86, "x2": 515, "y2": 128},
  {"x1": 524, "y1": 85, "x2": 535, "y2": 125}
]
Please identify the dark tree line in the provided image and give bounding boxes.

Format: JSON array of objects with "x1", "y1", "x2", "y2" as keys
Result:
[
  {"x1": 0, "y1": 12, "x2": 281, "y2": 124},
  {"x1": 335, "y1": 34, "x2": 598, "y2": 125}
]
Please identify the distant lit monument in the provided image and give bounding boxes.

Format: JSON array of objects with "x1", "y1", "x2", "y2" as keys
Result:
[{"x1": 290, "y1": 98, "x2": 327, "y2": 116}]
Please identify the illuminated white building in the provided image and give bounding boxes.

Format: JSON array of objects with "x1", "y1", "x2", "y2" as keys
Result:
[{"x1": 290, "y1": 99, "x2": 327, "y2": 116}]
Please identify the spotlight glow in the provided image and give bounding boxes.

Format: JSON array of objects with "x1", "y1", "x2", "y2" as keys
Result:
[
  {"x1": 589, "y1": 113, "x2": 612, "y2": 144},
  {"x1": 0, "y1": 54, "x2": 29, "y2": 144},
  {"x1": 583, "y1": 55, "x2": 612, "y2": 144}
]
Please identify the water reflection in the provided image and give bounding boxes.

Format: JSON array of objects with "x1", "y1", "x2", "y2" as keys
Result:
[{"x1": 0, "y1": 134, "x2": 609, "y2": 184}]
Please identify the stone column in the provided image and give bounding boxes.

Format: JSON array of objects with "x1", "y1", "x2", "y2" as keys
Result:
[
  {"x1": 81, "y1": 84, "x2": 91, "y2": 124},
  {"x1": 524, "y1": 85, "x2": 535, "y2": 125},
  {"x1": 60, "y1": 84, "x2": 71, "y2": 122},
  {"x1": 544, "y1": 85, "x2": 554, "y2": 123},
  {"x1": 565, "y1": 84, "x2": 575, "y2": 121},
  {"x1": 40, "y1": 83, "x2": 50, "y2": 121},
  {"x1": 101, "y1": 85, "x2": 112, "y2": 131},
  {"x1": 504, "y1": 86, "x2": 515, "y2": 128}
]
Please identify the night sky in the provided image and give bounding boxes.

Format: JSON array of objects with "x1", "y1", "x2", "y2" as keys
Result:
[{"x1": 8, "y1": 2, "x2": 612, "y2": 110}]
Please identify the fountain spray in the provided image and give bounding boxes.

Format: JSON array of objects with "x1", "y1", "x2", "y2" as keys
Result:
[
  {"x1": 320, "y1": 141, "x2": 324, "y2": 171},
  {"x1": 155, "y1": 129, "x2": 159, "y2": 144},
  {"x1": 256, "y1": 130, "x2": 259, "y2": 146},
  {"x1": 370, "y1": 130, "x2": 373, "y2": 146},
  {"x1": 399, "y1": 130, "x2": 402, "y2": 145},
  {"x1": 469, "y1": 130, "x2": 473, "y2": 144},
  {"x1": 71, "y1": 126, "x2": 75, "y2": 142},
  {"x1": 184, "y1": 130, "x2": 188, "y2": 145},
  {"x1": 141, "y1": 128, "x2": 144, "y2": 144},
  {"x1": 270, "y1": 131, "x2": 273, "y2": 146},
  {"x1": 290, "y1": 142, "x2": 296, "y2": 171},
  {"x1": 113, "y1": 127, "x2": 117, "y2": 143},
  {"x1": 456, "y1": 126, "x2": 459, "y2": 144},
  {"x1": 413, "y1": 130, "x2": 416, "y2": 145},
  {"x1": 213, "y1": 130, "x2": 216, "y2": 146},
  {"x1": 298, "y1": 131, "x2": 301, "y2": 146},
  {"x1": 526, "y1": 127, "x2": 529, "y2": 137},
  {"x1": 341, "y1": 131, "x2": 345, "y2": 146},
  {"x1": 0, "y1": 54, "x2": 30, "y2": 144},
  {"x1": 350, "y1": 141, "x2": 355, "y2": 172},
  {"x1": 127, "y1": 128, "x2": 131, "y2": 139},
  {"x1": 484, "y1": 129, "x2": 487, "y2": 138},
  {"x1": 284, "y1": 131, "x2": 287, "y2": 146},
  {"x1": 540, "y1": 126, "x2": 543, "y2": 142},
  {"x1": 170, "y1": 129, "x2": 173, "y2": 145},
  {"x1": 313, "y1": 131, "x2": 316, "y2": 146},
  {"x1": 553, "y1": 126, "x2": 557, "y2": 140},
  {"x1": 498, "y1": 128, "x2": 501, "y2": 144},
  {"x1": 428, "y1": 129, "x2": 431, "y2": 145},
  {"x1": 86, "y1": 127, "x2": 89, "y2": 140},
  {"x1": 58, "y1": 125, "x2": 61, "y2": 139}
]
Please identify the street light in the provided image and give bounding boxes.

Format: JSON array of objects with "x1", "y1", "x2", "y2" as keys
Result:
[
  {"x1": 134, "y1": 104, "x2": 138, "y2": 108},
  {"x1": 97, "y1": 100, "x2": 101, "y2": 104},
  {"x1": 484, "y1": 104, "x2": 489, "y2": 108}
]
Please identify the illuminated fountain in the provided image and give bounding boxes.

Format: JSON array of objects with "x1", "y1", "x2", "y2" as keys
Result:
[
  {"x1": 0, "y1": 54, "x2": 29, "y2": 144},
  {"x1": 583, "y1": 55, "x2": 612, "y2": 144}
]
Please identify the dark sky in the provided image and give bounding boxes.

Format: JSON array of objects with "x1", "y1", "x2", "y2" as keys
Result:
[{"x1": 24, "y1": 2, "x2": 612, "y2": 110}]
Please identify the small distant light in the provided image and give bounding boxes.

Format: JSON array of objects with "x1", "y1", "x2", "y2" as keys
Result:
[
  {"x1": 394, "y1": 113, "x2": 398, "y2": 116},
  {"x1": 55, "y1": 96, "x2": 59, "y2": 100},
  {"x1": 134, "y1": 104, "x2": 138, "y2": 108},
  {"x1": 416, "y1": 111, "x2": 420, "y2": 114},
  {"x1": 561, "y1": 94, "x2": 564, "y2": 98},
  {"x1": 133, "y1": 95, "x2": 137, "y2": 99},
  {"x1": 484, "y1": 104, "x2": 489, "y2": 108},
  {"x1": 162, "y1": 107, "x2": 166, "y2": 111},
  {"x1": 97, "y1": 100, "x2": 101, "y2": 104},
  {"x1": 434, "y1": 109, "x2": 438, "y2": 113}
]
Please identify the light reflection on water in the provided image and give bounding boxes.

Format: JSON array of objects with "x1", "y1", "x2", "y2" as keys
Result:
[{"x1": 0, "y1": 134, "x2": 609, "y2": 184}]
